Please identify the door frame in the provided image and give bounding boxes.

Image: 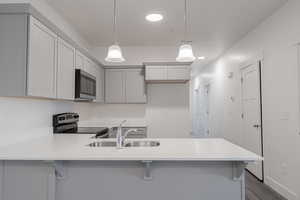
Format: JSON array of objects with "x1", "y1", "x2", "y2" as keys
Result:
[{"x1": 240, "y1": 58, "x2": 264, "y2": 182}]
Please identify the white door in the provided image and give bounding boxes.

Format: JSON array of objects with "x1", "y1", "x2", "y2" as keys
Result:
[
  {"x1": 57, "y1": 38, "x2": 75, "y2": 100},
  {"x1": 105, "y1": 69, "x2": 125, "y2": 103},
  {"x1": 27, "y1": 16, "x2": 57, "y2": 98},
  {"x1": 203, "y1": 84, "x2": 210, "y2": 137},
  {"x1": 125, "y1": 69, "x2": 147, "y2": 103},
  {"x1": 241, "y1": 61, "x2": 263, "y2": 180}
]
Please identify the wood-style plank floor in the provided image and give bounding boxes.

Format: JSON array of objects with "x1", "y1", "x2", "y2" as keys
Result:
[{"x1": 245, "y1": 171, "x2": 287, "y2": 200}]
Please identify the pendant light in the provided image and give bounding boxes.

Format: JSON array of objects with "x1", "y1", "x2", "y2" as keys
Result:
[
  {"x1": 176, "y1": 0, "x2": 195, "y2": 62},
  {"x1": 105, "y1": 0, "x2": 125, "y2": 62}
]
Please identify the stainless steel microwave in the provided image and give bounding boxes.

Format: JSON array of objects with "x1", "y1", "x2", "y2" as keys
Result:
[{"x1": 75, "y1": 69, "x2": 96, "y2": 101}]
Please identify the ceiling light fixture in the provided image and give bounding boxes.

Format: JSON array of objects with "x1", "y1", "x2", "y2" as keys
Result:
[
  {"x1": 146, "y1": 13, "x2": 163, "y2": 22},
  {"x1": 105, "y1": 0, "x2": 125, "y2": 63},
  {"x1": 198, "y1": 56, "x2": 206, "y2": 60},
  {"x1": 176, "y1": 0, "x2": 195, "y2": 62}
]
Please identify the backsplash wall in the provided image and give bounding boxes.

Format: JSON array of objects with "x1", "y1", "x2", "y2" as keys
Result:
[{"x1": 76, "y1": 83, "x2": 191, "y2": 138}]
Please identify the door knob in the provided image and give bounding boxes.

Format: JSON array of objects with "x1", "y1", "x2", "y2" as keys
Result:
[{"x1": 253, "y1": 124, "x2": 261, "y2": 128}]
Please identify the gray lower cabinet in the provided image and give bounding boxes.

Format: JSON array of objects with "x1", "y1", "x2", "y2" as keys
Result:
[
  {"x1": 0, "y1": 161, "x2": 245, "y2": 200},
  {"x1": 2, "y1": 161, "x2": 55, "y2": 200}
]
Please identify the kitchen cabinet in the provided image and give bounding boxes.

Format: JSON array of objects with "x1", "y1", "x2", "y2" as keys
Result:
[
  {"x1": 27, "y1": 16, "x2": 58, "y2": 98},
  {"x1": 75, "y1": 50, "x2": 85, "y2": 70},
  {"x1": 3, "y1": 161, "x2": 55, "y2": 200},
  {"x1": 145, "y1": 66, "x2": 167, "y2": 81},
  {"x1": 167, "y1": 66, "x2": 190, "y2": 80},
  {"x1": 95, "y1": 65, "x2": 105, "y2": 103},
  {"x1": 105, "y1": 69, "x2": 125, "y2": 103},
  {"x1": 145, "y1": 65, "x2": 190, "y2": 83},
  {"x1": 57, "y1": 37, "x2": 75, "y2": 100},
  {"x1": 0, "y1": 13, "x2": 102, "y2": 102},
  {"x1": 105, "y1": 68, "x2": 146, "y2": 103},
  {"x1": 125, "y1": 69, "x2": 147, "y2": 103}
]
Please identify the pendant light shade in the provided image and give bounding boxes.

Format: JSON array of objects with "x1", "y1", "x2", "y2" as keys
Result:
[
  {"x1": 176, "y1": 0, "x2": 195, "y2": 62},
  {"x1": 106, "y1": 0, "x2": 125, "y2": 63},
  {"x1": 105, "y1": 44, "x2": 125, "y2": 62},
  {"x1": 176, "y1": 43, "x2": 195, "y2": 62}
]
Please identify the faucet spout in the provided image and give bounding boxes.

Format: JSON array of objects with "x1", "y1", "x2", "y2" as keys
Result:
[{"x1": 116, "y1": 120, "x2": 138, "y2": 149}]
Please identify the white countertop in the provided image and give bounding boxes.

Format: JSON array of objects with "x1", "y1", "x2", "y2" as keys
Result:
[{"x1": 0, "y1": 135, "x2": 262, "y2": 161}]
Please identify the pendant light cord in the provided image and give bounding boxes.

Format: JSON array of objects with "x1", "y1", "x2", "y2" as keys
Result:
[
  {"x1": 113, "y1": 0, "x2": 117, "y2": 44},
  {"x1": 184, "y1": 0, "x2": 187, "y2": 42}
]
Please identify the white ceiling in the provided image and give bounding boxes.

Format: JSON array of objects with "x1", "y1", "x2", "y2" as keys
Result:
[{"x1": 46, "y1": 0, "x2": 287, "y2": 62}]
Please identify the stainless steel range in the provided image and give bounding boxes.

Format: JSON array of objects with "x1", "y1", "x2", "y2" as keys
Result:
[
  {"x1": 53, "y1": 113, "x2": 109, "y2": 138},
  {"x1": 52, "y1": 113, "x2": 147, "y2": 138}
]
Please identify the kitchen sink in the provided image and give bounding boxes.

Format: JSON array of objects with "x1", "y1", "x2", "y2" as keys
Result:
[
  {"x1": 124, "y1": 141, "x2": 160, "y2": 147},
  {"x1": 87, "y1": 141, "x2": 160, "y2": 147}
]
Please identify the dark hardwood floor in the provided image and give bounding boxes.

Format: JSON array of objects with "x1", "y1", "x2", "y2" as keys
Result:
[{"x1": 245, "y1": 171, "x2": 287, "y2": 200}]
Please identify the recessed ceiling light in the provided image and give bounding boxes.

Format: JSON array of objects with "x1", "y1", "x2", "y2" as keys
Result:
[
  {"x1": 146, "y1": 13, "x2": 163, "y2": 22},
  {"x1": 198, "y1": 56, "x2": 206, "y2": 60}
]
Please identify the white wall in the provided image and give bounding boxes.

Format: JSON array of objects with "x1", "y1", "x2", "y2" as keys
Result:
[{"x1": 192, "y1": 1, "x2": 300, "y2": 199}]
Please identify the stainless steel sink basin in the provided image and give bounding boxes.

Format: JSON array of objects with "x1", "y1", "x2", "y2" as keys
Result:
[
  {"x1": 124, "y1": 141, "x2": 160, "y2": 147},
  {"x1": 87, "y1": 141, "x2": 160, "y2": 147}
]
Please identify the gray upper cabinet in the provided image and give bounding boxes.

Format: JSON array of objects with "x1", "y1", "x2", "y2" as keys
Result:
[
  {"x1": 0, "y1": 14, "x2": 28, "y2": 96},
  {"x1": 75, "y1": 50, "x2": 85, "y2": 70},
  {"x1": 57, "y1": 37, "x2": 75, "y2": 100},
  {"x1": 96, "y1": 65, "x2": 105, "y2": 103},
  {"x1": 105, "y1": 69, "x2": 126, "y2": 103},
  {"x1": 125, "y1": 69, "x2": 147, "y2": 103},
  {"x1": 27, "y1": 16, "x2": 58, "y2": 98},
  {"x1": 0, "y1": 13, "x2": 101, "y2": 101},
  {"x1": 145, "y1": 65, "x2": 190, "y2": 83},
  {"x1": 145, "y1": 66, "x2": 167, "y2": 81},
  {"x1": 105, "y1": 68, "x2": 146, "y2": 104}
]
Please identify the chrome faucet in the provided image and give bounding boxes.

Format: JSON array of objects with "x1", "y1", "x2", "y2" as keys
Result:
[{"x1": 116, "y1": 120, "x2": 138, "y2": 149}]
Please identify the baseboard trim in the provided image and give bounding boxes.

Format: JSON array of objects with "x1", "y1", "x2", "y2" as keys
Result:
[{"x1": 265, "y1": 176, "x2": 298, "y2": 200}]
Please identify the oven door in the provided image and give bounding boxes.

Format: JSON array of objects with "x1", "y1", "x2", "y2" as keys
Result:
[{"x1": 75, "y1": 69, "x2": 96, "y2": 101}]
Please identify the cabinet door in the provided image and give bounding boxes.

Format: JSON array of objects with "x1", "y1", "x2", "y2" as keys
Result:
[
  {"x1": 57, "y1": 38, "x2": 75, "y2": 100},
  {"x1": 3, "y1": 161, "x2": 55, "y2": 200},
  {"x1": 75, "y1": 50, "x2": 84, "y2": 70},
  {"x1": 105, "y1": 69, "x2": 125, "y2": 103},
  {"x1": 27, "y1": 16, "x2": 57, "y2": 98},
  {"x1": 167, "y1": 66, "x2": 190, "y2": 80},
  {"x1": 125, "y1": 69, "x2": 146, "y2": 103},
  {"x1": 84, "y1": 58, "x2": 94, "y2": 75},
  {"x1": 96, "y1": 66, "x2": 105, "y2": 103},
  {"x1": 145, "y1": 66, "x2": 167, "y2": 80}
]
